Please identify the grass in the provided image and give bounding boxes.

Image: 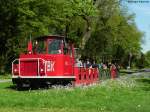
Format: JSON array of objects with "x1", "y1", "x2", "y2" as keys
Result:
[{"x1": 0, "y1": 77, "x2": 149, "y2": 112}]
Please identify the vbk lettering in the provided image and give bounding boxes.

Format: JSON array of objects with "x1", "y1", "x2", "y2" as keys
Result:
[{"x1": 47, "y1": 61, "x2": 55, "y2": 72}]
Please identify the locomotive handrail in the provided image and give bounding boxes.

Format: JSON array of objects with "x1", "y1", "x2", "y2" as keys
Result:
[
  {"x1": 12, "y1": 59, "x2": 20, "y2": 76},
  {"x1": 12, "y1": 58, "x2": 47, "y2": 77}
]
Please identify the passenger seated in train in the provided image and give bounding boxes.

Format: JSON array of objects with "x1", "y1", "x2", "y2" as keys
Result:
[{"x1": 75, "y1": 58, "x2": 83, "y2": 67}]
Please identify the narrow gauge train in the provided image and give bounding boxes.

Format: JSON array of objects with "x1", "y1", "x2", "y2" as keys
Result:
[{"x1": 12, "y1": 35, "x2": 99, "y2": 88}]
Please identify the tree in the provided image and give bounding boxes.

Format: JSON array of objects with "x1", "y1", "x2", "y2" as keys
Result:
[
  {"x1": 144, "y1": 51, "x2": 150, "y2": 67},
  {"x1": 0, "y1": 0, "x2": 144, "y2": 73},
  {"x1": 0, "y1": 0, "x2": 97, "y2": 73},
  {"x1": 83, "y1": 0, "x2": 143, "y2": 67}
]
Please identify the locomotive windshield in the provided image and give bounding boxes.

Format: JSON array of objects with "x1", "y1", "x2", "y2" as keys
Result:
[
  {"x1": 33, "y1": 40, "x2": 46, "y2": 54},
  {"x1": 48, "y1": 39, "x2": 62, "y2": 54}
]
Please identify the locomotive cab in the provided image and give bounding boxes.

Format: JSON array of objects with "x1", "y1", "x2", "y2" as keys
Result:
[
  {"x1": 12, "y1": 35, "x2": 75, "y2": 87},
  {"x1": 33, "y1": 36, "x2": 63, "y2": 54}
]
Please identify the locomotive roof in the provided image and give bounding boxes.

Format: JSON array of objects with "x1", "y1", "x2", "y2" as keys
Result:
[
  {"x1": 35, "y1": 35, "x2": 74, "y2": 43},
  {"x1": 35, "y1": 35, "x2": 65, "y2": 40}
]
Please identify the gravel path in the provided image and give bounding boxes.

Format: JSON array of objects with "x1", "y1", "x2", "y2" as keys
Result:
[
  {"x1": 0, "y1": 79, "x2": 11, "y2": 83},
  {"x1": 125, "y1": 69, "x2": 150, "y2": 78}
]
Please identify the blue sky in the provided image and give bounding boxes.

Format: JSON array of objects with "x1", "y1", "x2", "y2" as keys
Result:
[{"x1": 123, "y1": 0, "x2": 150, "y2": 53}]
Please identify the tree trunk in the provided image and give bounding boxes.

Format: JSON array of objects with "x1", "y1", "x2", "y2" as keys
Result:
[{"x1": 80, "y1": 17, "x2": 92, "y2": 49}]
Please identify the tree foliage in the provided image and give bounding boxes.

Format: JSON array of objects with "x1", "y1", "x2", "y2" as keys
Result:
[
  {"x1": 144, "y1": 51, "x2": 150, "y2": 67},
  {"x1": 83, "y1": 0, "x2": 143, "y2": 67},
  {"x1": 0, "y1": 0, "x2": 144, "y2": 73}
]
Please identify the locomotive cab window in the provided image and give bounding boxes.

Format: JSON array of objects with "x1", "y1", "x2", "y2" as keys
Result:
[
  {"x1": 63, "y1": 42, "x2": 69, "y2": 55},
  {"x1": 33, "y1": 40, "x2": 46, "y2": 54},
  {"x1": 63, "y1": 42, "x2": 73, "y2": 56},
  {"x1": 48, "y1": 39, "x2": 62, "y2": 54},
  {"x1": 63, "y1": 47, "x2": 69, "y2": 55}
]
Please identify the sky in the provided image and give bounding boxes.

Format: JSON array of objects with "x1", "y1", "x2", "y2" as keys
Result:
[{"x1": 123, "y1": 0, "x2": 150, "y2": 53}]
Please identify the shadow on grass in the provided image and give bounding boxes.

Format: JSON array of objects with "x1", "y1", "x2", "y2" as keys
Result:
[
  {"x1": 5, "y1": 85, "x2": 32, "y2": 91},
  {"x1": 5, "y1": 83, "x2": 59, "y2": 91},
  {"x1": 136, "y1": 78, "x2": 150, "y2": 84},
  {"x1": 135, "y1": 78, "x2": 150, "y2": 91}
]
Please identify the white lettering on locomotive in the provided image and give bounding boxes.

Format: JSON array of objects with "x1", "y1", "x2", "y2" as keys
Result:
[{"x1": 47, "y1": 61, "x2": 55, "y2": 72}]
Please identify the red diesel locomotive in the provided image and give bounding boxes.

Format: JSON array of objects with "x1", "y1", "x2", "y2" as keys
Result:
[{"x1": 12, "y1": 35, "x2": 99, "y2": 88}]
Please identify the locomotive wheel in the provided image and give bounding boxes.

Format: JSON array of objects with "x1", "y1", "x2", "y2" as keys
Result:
[
  {"x1": 16, "y1": 83, "x2": 23, "y2": 90},
  {"x1": 30, "y1": 82, "x2": 40, "y2": 89}
]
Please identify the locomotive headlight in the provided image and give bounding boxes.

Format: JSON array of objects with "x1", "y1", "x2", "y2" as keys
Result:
[
  {"x1": 40, "y1": 68, "x2": 44, "y2": 72},
  {"x1": 14, "y1": 69, "x2": 17, "y2": 72},
  {"x1": 13, "y1": 64, "x2": 19, "y2": 75}
]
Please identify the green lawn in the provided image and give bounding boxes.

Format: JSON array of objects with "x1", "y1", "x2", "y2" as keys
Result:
[{"x1": 0, "y1": 77, "x2": 149, "y2": 112}]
